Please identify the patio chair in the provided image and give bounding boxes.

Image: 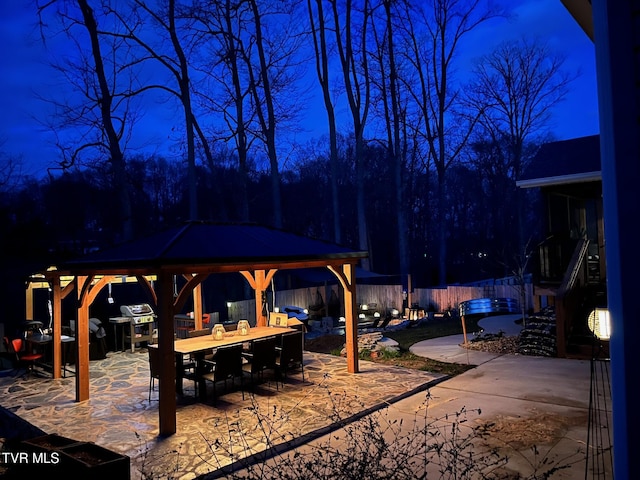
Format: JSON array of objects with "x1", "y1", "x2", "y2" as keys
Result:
[
  {"x1": 8, "y1": 337, "x2": 44, "y2": 378},
  {"x1": 148, "y1": 347, "x2": 161, "y2": 401},
  {"x1": 242, "y1": 336, "x2": 278, "y2": 391},
  {"x1": 148, "y1": 347, "x2": 199, "y2": 401},
  {"x1": 275, "y1": 331, "x2": 305, "y2": 385},
  {"x1": 201, "y1": 344, "x2": 244, "y2": 405}
]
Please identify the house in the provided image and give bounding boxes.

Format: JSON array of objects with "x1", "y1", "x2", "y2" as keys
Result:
[
  {"x1": 517, "y1": 134, "x2": 607, "y2": 358},
  {"x1": 560, "y1": 2, "x2": 639, "y2": 478}
]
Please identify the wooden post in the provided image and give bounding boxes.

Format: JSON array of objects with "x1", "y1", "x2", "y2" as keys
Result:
[
  {"x1": 51, "y1": 275, "x2": 62, "y2": 379},
  {"x1": 157, "y1": 272, "x2": 177, "y2": 436},
  {"x1": 328, "y1": 263, "x2": 359, "y2": 374},
  {"x1": 240, "y1": 270, "x2": 278, "y2": 327},
  {"x1": 461, "y1": 314, "x2": 469, "y2": 346},
  {"x1": 193, "y1": 282, "x2": 203, "y2": 330},
  {"x1": 75, "y1": 276, "x2": 91, "y2": 402},
  {"x1": 25, "y1": 283, "x2": 34, "y2": 320}
]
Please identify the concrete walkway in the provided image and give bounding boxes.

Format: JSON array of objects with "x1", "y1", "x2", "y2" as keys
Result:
[{"x1": 404, "y1": 314, "x2": 612, "y2": 479}]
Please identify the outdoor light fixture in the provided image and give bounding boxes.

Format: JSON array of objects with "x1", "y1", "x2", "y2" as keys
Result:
[
  {"x1": 588, "y1": 308, "x2": 611, "y2": 340},
  {"x1": 107, "y1": 282, "x2": 114, "y2": 304},
  {"x1": 212, "y1": 324, "x2": 226, "y2": 340},
  {"x1": 237, "y1": 320, "x2": 250, "y2": 336}
]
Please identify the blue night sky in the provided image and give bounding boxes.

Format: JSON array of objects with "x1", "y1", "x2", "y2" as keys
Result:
[{"x1": 0, "y1": 0, "x2": 599, "y2": 178}]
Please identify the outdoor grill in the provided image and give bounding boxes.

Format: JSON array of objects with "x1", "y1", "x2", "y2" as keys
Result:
[
  {"x1": 109, "y1": 303, "x2": 157, "y2": 352},
  {"x1": 120, "y1": 303, "x2": 157, "y2": 324}
]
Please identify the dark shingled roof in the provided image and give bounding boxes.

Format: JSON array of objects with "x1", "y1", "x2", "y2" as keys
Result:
[
  {"x1": 61, "y1": 222, "x2": 368, "y2": 273},
  {"x1": 518, "y1": 135, "x2": 601, "y2": 187}
]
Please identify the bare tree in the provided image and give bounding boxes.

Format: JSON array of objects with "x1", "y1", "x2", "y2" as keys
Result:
[
  {"x1": 399, "y1": 0, "x2": 502, "y2": 285},
  {"x1": 369, "y1": 0, "x2": 410, "y2": 281},
  {"x1": 469, "y1": 37, "x2": 573, "y2": 252},
  {"x1": 0, "y1": 148, "x2": 24, "y2": 193},
  {"x1": 119, "y1": 0, "x2": 202, "y2": 221},
  {"x1": 330, "y1": 0, "x2": 372, "y2": 268},
  {"x1": 36, "y1": 0, "x2": 136, "y2": 241},
  {"x1": 307, "y1": 0, "x2": 342, "y2": 243}
]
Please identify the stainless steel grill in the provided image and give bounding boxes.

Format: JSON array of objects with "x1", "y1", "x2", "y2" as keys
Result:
[
  {"x1": 120, "y1": 304, "x2": 157, "y2": 324},
  {"x1": 109, "y1": 303, "x2": 156, "y2": 352}
]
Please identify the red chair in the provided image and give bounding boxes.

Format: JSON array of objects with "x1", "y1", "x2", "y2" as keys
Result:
[{"x1": 9, "y1": 338, "x2": 43, "y2": 377}]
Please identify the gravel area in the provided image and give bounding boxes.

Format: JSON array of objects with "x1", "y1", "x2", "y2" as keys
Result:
[{"x1": 463, "y1": 335, "x2": 520, "y2": 354}]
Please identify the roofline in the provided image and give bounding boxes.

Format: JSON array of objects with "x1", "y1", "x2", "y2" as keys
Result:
[
  {"x1": 516, "y1": 171, "x2": 601, "y2": 188},
  {"x1": 62, "y1": 252, "x2": 370, "y2": 276},
  {"x1": 561, "y1": 0, "x2": 594, "y2": 41}
]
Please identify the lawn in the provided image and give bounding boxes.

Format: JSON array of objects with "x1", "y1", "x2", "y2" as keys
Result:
[{"x1": 304, "y1": 316, "x2": 482, "y2": 377}]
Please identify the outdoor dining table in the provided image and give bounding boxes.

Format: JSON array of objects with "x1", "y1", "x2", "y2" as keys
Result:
[{"x1": 150, "y1": 326, "x2": 296, "y2": 401}]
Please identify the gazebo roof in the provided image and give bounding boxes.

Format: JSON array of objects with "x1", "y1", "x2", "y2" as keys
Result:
[{"x1": 60, "y1": 221, "x2": 368, "y2": 274}]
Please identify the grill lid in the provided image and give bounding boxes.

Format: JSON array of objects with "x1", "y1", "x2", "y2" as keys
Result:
[{"x1": 120, "y1": 303, "x2": 155, "y2": 317}]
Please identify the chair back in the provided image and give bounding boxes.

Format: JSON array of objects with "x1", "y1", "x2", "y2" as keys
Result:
[
  {"x1": 280, "y1": 331, "x2": 303, "y2": 364},
  {"x1": 148, "y1": 347, "x2": 161, "y2": 379},
  {"x1": 11, "y1": 338, "x2": 24, "y2": 354},
  {"x1": 249, "y1": 336, "x2": 277, "y2": 372},
  {"x1": 213, "y1": 344, "x2": 243, "y2": 380},
  {"x1": 188, "y1": 328, "x2": 211, "y2": 338}
]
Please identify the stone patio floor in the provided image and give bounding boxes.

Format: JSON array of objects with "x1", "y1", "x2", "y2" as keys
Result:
[{"x1": 0, "y1": 349, "x2": 445, "y2": 479}]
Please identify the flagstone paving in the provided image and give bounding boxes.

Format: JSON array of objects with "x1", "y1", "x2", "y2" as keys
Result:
[{"x1": 0, "y1": 349, "x2": 445, "y2": 479}]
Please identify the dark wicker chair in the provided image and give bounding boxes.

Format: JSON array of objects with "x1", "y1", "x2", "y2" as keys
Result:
[
  {"x1": 275, "y1": 331, "x2": 305, "y2": 385},
  {"x1": 242, "y1": 336, "x2": 278, "y2": 391},
  {"x1": 201, "y1": 344, "x2": 244, "y2": 404}
]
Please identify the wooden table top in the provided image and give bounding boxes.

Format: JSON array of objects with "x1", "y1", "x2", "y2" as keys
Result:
[{"x1": 151, "y1": 326, "x2": 296, "y2": 355}]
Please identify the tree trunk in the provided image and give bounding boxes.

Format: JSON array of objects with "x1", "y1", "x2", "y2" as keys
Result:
[{"x1": 77, "y1": 0, "x2": 133, "y2": 241}]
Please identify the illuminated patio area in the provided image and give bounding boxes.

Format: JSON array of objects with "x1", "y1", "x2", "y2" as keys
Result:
[{"x1": 0, "y1": 349, "x2": 444, "y2": 479}]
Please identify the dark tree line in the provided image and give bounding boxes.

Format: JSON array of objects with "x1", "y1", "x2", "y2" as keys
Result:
[
  {"x1": 2, "y1": 0, "x2": 572, "y2": 293},
  {"x1": 2, "y1": 136, "x2": 543, "y2": 286}
]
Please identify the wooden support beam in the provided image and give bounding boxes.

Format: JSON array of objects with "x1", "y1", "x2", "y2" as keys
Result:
[
  {"x1": 157, "y1": 272, "x2": 177, "y2": 436},
  {"x1": 75, "y1": 276, "x2": 92, "y2": 402},
  {"x1": 25, "y1": 283, "x2": 34, "y2": 320},
  {"x1": 240, "y1": 270, "x2": 277, "y2": 327},
  {"x1": 193, "y1": 282, "x2": 203, "y2": 329},
  {"x1": 328, "y1": 263, "x2": 359, "y2": 374},
  {"x1": 51, "y1": 275, "x2": 62, "y2": 379}
]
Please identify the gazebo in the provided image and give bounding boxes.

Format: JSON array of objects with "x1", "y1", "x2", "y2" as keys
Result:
[{"x1": 40, "y1": 222, "x2": 368, "y2": 435}]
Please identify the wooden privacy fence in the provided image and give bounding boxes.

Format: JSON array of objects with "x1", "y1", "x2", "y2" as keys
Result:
[
  {"x1": 227, "y1": 281, "x2": 533, "y2": 324},
  {"x1": 413, "y1": 284, "x2": 533, "y2": 313}
]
